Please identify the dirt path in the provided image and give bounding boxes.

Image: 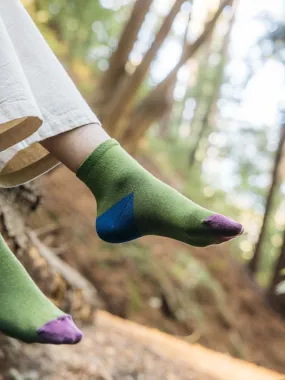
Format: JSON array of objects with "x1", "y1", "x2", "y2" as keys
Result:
[
  {"x1": 19, "y1": 311, "x2": 282, "y2": 380},
  {"x1": 98, "y1": 312, "x2": 283, "y2": 380}
]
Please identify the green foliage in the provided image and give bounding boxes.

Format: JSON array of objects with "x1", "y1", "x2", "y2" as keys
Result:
[{"x1": 33, "y1": 0, "x2": 132, "y2": 70}]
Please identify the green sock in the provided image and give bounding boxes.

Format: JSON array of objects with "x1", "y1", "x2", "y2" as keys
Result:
[
  {"x1": 77, "y1": 139, "x2": 243, "y2": 247},
  {"x1": 0, "y1": 234, "x2": 82, "y2": 344}
]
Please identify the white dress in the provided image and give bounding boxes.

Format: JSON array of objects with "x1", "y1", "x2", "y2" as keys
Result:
[{"x1": 0, "y1": 0, "x2": 101, "y2": 187}]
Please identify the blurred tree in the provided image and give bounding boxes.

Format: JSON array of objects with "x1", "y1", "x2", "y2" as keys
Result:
[
  {"x1": 158, "y1": 8, "x2": 192, "y2": 140},
  {"x1": 185, "y1": 39, "x2": 212, "y2": 151},
  {"x1": 267, "y1": 227, "x2": 285, "y2": 313},
  {"x1": 97, "y1": 0, "x2": 187, "y2": 138},
  {"x1": 95, "y1": 0, "x2": 153, "y2": 110},
  {"x1": 188, "y1": 15, "x2": 232, "y2": 167},
  {"x1": 249, "y1": 118, "x2": 285, "y2": 274},
  {"x1": 121, "y1": 1, "x2": 230, "y2": 152}
]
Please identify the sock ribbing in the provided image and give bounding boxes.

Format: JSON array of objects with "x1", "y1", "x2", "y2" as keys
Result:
[{"x1": 77, "y1": 139, "x2": 118, "y2": 182}]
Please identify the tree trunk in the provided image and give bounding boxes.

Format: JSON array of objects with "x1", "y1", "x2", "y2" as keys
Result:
[
  {"x1": 122, "y1": 76, "x2": 176, "y2": 152},
  {"x1": 122, "y1": 0, "x2": 229, "y2": 151},
  {"x1": 0, "y1": 183, "x2": 99, "y2": 321},
  {"x1": 187, "y1": 43, "x2": 214, "y2": 167},
  {"x1": 158, "y1": 8, "x2": 193, "y2": 141},
  {"x1": 94, "y1": 0, "x2": 153, "y2": 113},
  {"x1": 161, "y1": 0, "x2": 229, "y2": 87},
  {"x1": 248, "y1": 124, "x2": 285, "y2": 274},
  {"x1": 104, "y1": 0, "x2": 186, "y2": 136},
  {"x1": 188, "y1": 0, "x2": 235, "y2": 167},
  {"x1": 267, "y1": 228, "x2": 285, "y2": 314}
]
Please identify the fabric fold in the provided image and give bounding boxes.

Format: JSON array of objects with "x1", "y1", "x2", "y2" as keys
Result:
[
  {"x1": 0, "y1": 12, "x2": 43, "y2": 151},
  {"x1": 0, "y1": 0, "x2": 101, "y2": 187}
]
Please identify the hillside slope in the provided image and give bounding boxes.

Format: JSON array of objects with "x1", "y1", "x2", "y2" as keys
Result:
[
  {"x1": 27, "y1": 162, "x2": 285, "y2": 374},
  {"x1": 9, "y1": 311, "x2": 282, "y2": 380}
]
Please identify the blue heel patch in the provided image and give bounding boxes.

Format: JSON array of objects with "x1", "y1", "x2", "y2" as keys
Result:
[{"x1": 96, "y1": 193, "x2": 141, "y2": 243}]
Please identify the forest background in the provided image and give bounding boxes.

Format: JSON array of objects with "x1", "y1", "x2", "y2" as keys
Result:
[{"x1": 1, "y1": 0, "x2": 285, "y2": 377}]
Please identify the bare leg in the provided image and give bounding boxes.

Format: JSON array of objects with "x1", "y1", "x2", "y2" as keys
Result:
[{"x1": 41, "y1": 123, "x2": 110, "y2": 172}]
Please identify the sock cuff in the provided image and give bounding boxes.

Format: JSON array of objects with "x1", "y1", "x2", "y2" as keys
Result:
[{"x1": 76, "y1": 138, "x2": 119, "y2": 181}]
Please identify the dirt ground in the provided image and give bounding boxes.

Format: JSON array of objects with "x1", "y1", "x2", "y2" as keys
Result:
[
  {"x1": 9, "y1": 311, "x2": 283, "y2": 380},
  {"x1": 27, "y1": 160, "x2": 285, "y2": 374}
]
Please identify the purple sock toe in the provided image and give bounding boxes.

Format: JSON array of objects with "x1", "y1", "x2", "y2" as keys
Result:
[
  {"x1": 37, "y1": 315, "x2": 83, "y2": 345},
  {"x1": 203, "y1": 214, "x2": 243, "y2": 242}
]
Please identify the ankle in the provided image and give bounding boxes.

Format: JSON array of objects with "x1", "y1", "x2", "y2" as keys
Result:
[{"x1": 41, "y1": 124, "x2": 111, "y2": 173}]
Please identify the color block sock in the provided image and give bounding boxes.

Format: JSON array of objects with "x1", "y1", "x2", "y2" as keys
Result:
[
  {"x1": 77, "y1": 139, "x2": 243, "y2": 247},
  {"x1": 0, "y1": 234, "x2": 82, "y2": 344}
]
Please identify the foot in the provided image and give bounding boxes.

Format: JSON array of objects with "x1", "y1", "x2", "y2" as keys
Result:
[
  {"x1": 0, "y1": 235, "x2": 83, "y2": 344},
  {"x1": 77, "y1": 140, "x2": 243, "y2": 247}
]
